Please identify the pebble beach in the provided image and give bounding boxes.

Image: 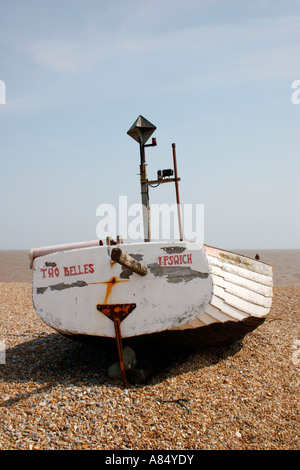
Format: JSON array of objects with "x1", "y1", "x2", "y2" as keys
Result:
[{"x1": 0, "y1": 281, "x2": 299, "y2": 451}]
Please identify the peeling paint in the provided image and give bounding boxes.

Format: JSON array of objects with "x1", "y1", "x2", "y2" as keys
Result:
[
  {"x1": 120, "y1": 267, "x2": 134, "y2": 279},
  {"x1": 148, "y1": 263, "x2": 209, "y2": 283},
  {"x1": 36, "y1": 286, "x2": 48, "y2": 294},
  {"x1": 120, "y1": 254, "x2": 144, "y2": 279},
  {"x1": 162, "y1": 246, "x2": 186, "y2": 254},
  {"x1": 220, "y1": 253, "x2": 251, "y2": 267},
  {"x1": 129, "y1": 253, "x2": 144, "y2": 261},
  {"x1": 36, "y1": 280, "x2": 87, "y2": 294}
]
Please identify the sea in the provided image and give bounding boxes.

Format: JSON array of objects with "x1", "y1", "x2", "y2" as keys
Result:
[{"x1": 0, "y1": 249, "x2": 299, "y2": 286}]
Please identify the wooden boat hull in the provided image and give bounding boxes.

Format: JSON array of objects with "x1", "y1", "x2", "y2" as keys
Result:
[{"x1": 30, "y1": 241, "x2": 273, "y2": 349}]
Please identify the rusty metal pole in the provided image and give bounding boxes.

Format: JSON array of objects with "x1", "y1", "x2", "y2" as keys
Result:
[
  {"x1": 97, "y1": 303, "x2": 137, "y2": 388},
  {"x1": 172, "y1": 143, "x2": 183, "y2": 241},
  {"x1": 113, "y1": 315, "x2": 127, "y2": 387},
  {"x1": 139, "y1": 143, "x2": 151, "y2": 242}
]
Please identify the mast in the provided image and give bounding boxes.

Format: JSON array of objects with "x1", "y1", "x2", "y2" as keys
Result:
[
  {"x1": 127, "y1": 115, "x2": 156, "y2": 242},
  {"x1": 127, "y1": 115, "x2": 182, "y2": 243}
]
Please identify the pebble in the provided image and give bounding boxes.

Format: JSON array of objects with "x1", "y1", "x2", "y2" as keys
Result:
[{"x1": 0, "y1": 283, "x2": 299, "y2": 450}]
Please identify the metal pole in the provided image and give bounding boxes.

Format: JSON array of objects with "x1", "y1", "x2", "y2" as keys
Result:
[
  {"x1": 172, "y1": 143, "x2": 183, "y2": 241},
  {"x1": 139, "y1": 143, "x2": 151, "y2": 242},
  {"x1": 113, "y1": 316, "x2": 127, "y2": 387}
]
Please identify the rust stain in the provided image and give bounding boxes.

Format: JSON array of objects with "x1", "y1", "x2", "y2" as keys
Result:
[
  {"x1": 97, "y1": 303, "x2": 136, "y2": 322},
  {"x1": 100, "y1": 276, "x2": 129, "y2": 303}
]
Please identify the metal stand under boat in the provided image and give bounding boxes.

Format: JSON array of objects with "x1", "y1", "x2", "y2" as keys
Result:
[
  {"x1": 97, "y1": 248, "x2": 147, "y2": 387},
  {"x1": 97, "y1": 303, "x2": 136, "y2": 387}
]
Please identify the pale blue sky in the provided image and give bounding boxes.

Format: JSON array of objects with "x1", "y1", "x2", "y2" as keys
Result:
[{"x1": 0, "y1": 0, "x2": 299, "y2": 249}]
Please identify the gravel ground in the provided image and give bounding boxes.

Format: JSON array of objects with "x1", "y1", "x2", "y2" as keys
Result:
[{"x1": 0, "y1": 283, "x2": 299, "y2": 450}]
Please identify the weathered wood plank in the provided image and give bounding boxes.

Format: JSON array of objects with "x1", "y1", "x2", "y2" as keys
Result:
[
  {"x1": 210, "y1": 265, "x2": 273, "y2": 297},
  {"x1": 207, "y1": 255, "x2": 273, "y2": 286},
  {"x1": 211, "y1": 295, "x2": 249, "y2": 321},
  {"x1": 197, "y1": 311, "x2": 219, "y2": 325},
  {"x1": 205, "y1": 246, "x2": 272, "y2": 276},
  {"x1": 212, "y1": 274, "x2": 273, "y2": 307},
  {"x1": 204, "y1": 303, "x2": 238, "y2": 323},
  {"x1": 213, "y1": 286, "x2": 270, "y2": 317}
]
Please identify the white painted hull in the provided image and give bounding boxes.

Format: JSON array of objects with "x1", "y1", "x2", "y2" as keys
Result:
[{"x1": 30, "y1": 241, "x2": 273, "y2": 348}]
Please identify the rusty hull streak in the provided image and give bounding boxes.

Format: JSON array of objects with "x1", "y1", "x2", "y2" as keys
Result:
[
  {"x1": 148, "y1": 263, "x2": 209, "y2": 283},
  {"x1": 98, "y1": 276, "x2": 129, "y2": 303},
  {"x1": 36, "y1": 280, "x2": 88, "y2": 294}
]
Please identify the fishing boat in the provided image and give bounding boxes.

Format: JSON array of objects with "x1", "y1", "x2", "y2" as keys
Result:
[{"x1": 30, "y1": 116, "x2": 273, "y2": 385}]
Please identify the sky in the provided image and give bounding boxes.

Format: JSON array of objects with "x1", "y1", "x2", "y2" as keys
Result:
[{"x1": 0, "y1": 0, "x2": 299, "y2": 250}]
